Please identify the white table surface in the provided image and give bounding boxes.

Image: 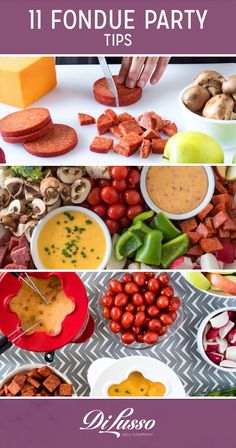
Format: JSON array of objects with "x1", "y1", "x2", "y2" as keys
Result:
[{"x1": 0, "y1": 63, "x2": 236, "y2": 166}]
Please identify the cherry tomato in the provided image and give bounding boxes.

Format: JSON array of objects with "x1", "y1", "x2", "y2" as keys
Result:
[
  {"x1": 109, "y1": 321, "x2": 121, "y2": 333},
  {"x1": 126, "y1": 204, "x2": 144, "y2": 220},
  {"x1": 145, "y1": 272, "x2": 155, "y2": 279},
  {"x1": 121, "y1": 312, "x2": 135, "y2": 329},
  {"x1": 114, "y1": 293, "x2": 128, "y2": 307},
  {"x1": 168, "y1": 297, "x2": 181, "y2": 311},
  {"x1": 144, "y1": 291, "x2": 155, "y2": 305},
  {"x1": 109, "y1": 279, "x2": 123, "y2": 294},
  {"x1": 156, "y1": 295, "x2": 169, "y2": 309},
  {"x1": 132, "y1": 293, "x2": 144, "y2": 306},
  {"x1": 127, "y1": 169, "x2": 140, "y2": 186},
  {"x1": 124, "y1": 282, "x2": 139, "y2": 295},
  {"x1": 105, "y1": 218, "x2": 120, "y2": 235},
  {"x1": 147, "y1": 305, "x2": 160, "y2": 317},
  {"x1": 101, "y1": 186, "x2": 120, "y2": 204},
  {"x1": 87, "y1": 187, "x2": 102, "y2": 205},
  {"x1": 157, "y1": 273, "x2": 169, "y2": 285},
  {"x1": 100, "y1": 295, "x2": 114, "y2": 308},
  {"x1": 169, "y1": 311, "x2": 177, "y2": 322},
  {"x1": 98, "y1": 179, "x2": 111, "y2": 188},
  {"x1": 107, "y1": 203, "x2": 126, "y2": 220},
  {"x1": 133, "y1": 272, "x2": 146, "y2": 286},
  {"x1": 110, "y1": 166, "x2": 128, "y2": 181},
  {"x1": 120, "y1": 216, "x2": 131, "y2": 229},
  {"x1": 124, "y1": 189, "x2": 141, "y2": 205},
  {"x1": 134, "y1": 311, "x2": 146, "y2": 327},
  {"x1": 147, "y1": 278, "x2": 161, "y2": 293},
  {"x1": 137, "y1": 305, "x2": 146, "y2": 312},
  {"x1": 125, "y1": 303, "x2": 136, "y2": 313},
  {"x1": 102, "y1": 306, "x2": 110, "y2": 319},
  {"x1": 123, "y1": 273, "x2": 133, "y2": 283},
  {"x1": 112, "y1": 178, "x2": 128, "y2": 192},
  {"x1": 121, "y1": 332, "x2": 135, "y2": 345},
  {"x1": 158, "y1": 326, "x2": 168, "y2": 336},
  {"x1": 160, "y1": 313, "x2": 173, "y2": 325},
  {"x1": 143, "y1": 331, "x2": 159, "y2": 345},
  {"x1": 136, "y1": 334, "x2": 144, "y2": 343},
  {"x1": 148, "y1": 319, "x2": 162, "y2": 332},
  {"x1": 131, "y1": 326, "x2": 141, "y2": 335},
  {"x1": 91, "y1": 204, "x2": 107, "y2": 218},
  {"x1": 110, "y1": 306, "x2": 122, "y2": 322},
  {"x1": 161, "y1": 285, "x2": 174, "y2": 297}
]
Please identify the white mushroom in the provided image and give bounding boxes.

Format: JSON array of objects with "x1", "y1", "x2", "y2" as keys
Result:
[
  {"x1": 40, "y1": 177, "x2": 61, "y2": 196},
  {"x1": 85, "y1": 166, "x2": 111, "y2": 179},
  {"x1": 222, "y1": 75, "x2": 236, "y2": 102},
  {"x1": 71, "y1": 178, "x2": 91, "y2": 204},
  {"x1": 8, "y1": 199, "x2": 26, "y2": 214},
  {"x1": 13, "y1": 223, "x2": 26, "y2": 237},
  {"x1": 57, "y1": 167, "x2": 83, "y2": 184},
  {"x1": 24, "y1": 181, "x2": 40, "y2": 202},
  {"x1": 59, "y1": 183, "x2": 72, "y2": 205},
  {"x1": 182, "y1": 85, "x2": 210, "y2": 112},
  {"x1": 46, "y1": 197, "x2": 61, "y2": 213},
  {"x1": 31, "y1": 198, "x2": 46, "y2": 219},
  {"x1": 24, "y1": 220, "x2": 38, "y2": 242},
  {"x1": 203, "y1": 94, "x2": 236, "y2": 120},
  {"x1": 193, "y1": 70, "x2": 225, "y2": 96},
  {"x1": 0, "y1": 187, "x2": 10, "y2": 208},
  {"x1": 4, "y1": 177, "x2": 24, "y2": 199}
]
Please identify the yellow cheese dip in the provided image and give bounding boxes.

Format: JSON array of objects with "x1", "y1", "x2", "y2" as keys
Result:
[
  {"x1": 146, "y1": 166, "x2": 208, "y2": 214},
  {"x1": 108, "y1": 371, "x2": 166, "y2": 397},
  {"x1": 9, "y1": 276, "x2": 74, "y2": 335},
  {"x1": 37, "y1": 210, "x2": 106, "y2": 269}
]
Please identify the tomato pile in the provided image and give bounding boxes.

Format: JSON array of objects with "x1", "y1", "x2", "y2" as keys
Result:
[
  {"x1": 100, "y1": 272, "x2": 181, "y2": 345},
  {"x1": 82, "y1": 167, "x2": 144, "y2": 235}
]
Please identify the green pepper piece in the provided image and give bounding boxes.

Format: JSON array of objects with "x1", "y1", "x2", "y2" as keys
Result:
[
  {"x1": 128, "y1": 220, "x2": 151, "y2": 240},
  {"x1": 150, "y1": 212, "x2": 181, "y2": 242},
  {"x1": 161, "y1": 234, "x2": 190, "y2": 268},
  {"x1": 115, "y1": 230, "x2": 143, "y2": 261},
  {"x1": 135, "y1": 230, "x2": 162, "y2": 265},
  {"x1": 133, "y1": 210, "x2": 154, "y2": 225}
]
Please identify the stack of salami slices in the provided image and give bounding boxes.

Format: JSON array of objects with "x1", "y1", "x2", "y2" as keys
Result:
[{"x1": 0, "y1": 108, "x2": 78, "y2": 157}]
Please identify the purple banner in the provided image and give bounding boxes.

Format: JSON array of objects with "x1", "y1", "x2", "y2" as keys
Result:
[
  {"x1": 0, "y1": 0, "x2": 235, "y2": 54},
  {"x1": 0, "y1": 399, "x2": 235, "y2": 448}
]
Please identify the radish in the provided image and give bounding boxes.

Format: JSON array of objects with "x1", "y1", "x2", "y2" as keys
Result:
[
  {"x1": 226, "y1": 346, "x2": 236, "y2": 362},
  {"x1": 219, "y1": 320, "x2": 235, "y2": 339},
  {"x1": 215, "y1": 337, "x2": 228, "y2": 354},
  {"x1": 203, "y1": 323, "x2": 211, "y2": 341},
  {"x1": 200, "y1": 254, "x2": 220, "y2": 270},
  {"x1": 204, "y1": 342, "x2": 220, "y2": 353},
  {"x1": 206, "y1": 327, "x2": 219, "y2": 341},
  {"x1": 227, "y1": 328, "x2": 236, "y2": 345},
  {"x1": 216, "y1": 242, "x2": 235, "y2": 264},
  {"x1": 210, "y1": 311, "x2": 229, "y2": 329},
  {"x1": 170, "y1": 256, "x2": 193, "y2": 269},
  {"x1": 228, "y1": 311, "x2": 236, "y2": 321},
  {"x1": 225, "y1": 262, "x2": 236, "y2": 270},
  {"x1": 208, "y1": 352, "x2": 224, "y2": 365},
  {"x1": 220, "y1": 360, "x2": 236, "y2": 368},
  {"x1": 207, "y1": 273, "x2": 236, "y2": 295}
]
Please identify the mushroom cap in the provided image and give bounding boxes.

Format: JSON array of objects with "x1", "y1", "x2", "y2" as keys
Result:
[
  {"x1": 71, "y1": 178, "x2": 91, "y2": 204},
  {"x1": 24, "y1": 181, "x2": 40, "y2": 202},
  {"x1": 4, "y1": 177, "x2": 25, "y2": 199},
  {"x1": 25, "y1": 220, "x2": 38, "y2": 242},
  {"x1": 202, "y1": 93, "x2": 235, "y2": 120},
  {"x1": 57, "y1": 167, "x2": 83, "y2": 184},
  {"x1": 40, "y1": 177, "x2": 61, "y2": 196},
  {"x1": 182, "y1": 85, "x2": 210, "y2": 112},
  {"x1": 31, "y1": 198, "x2": 46, "y2": 219},
  {"x1": 0, "y1": 187, "x2": 10, "y2": 208},
  {"x1": 222, "y1": 75, "x2": 236, "y2": 95},
  {"x1": 8, "y1": 199, "x2": 26, "y2": 214},
  {"x1": 193, "y1": 70, "x2": 225, "y2": 96}
]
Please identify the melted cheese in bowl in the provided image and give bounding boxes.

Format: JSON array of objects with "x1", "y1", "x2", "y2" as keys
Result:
[{"x1": 108, "y1": 371, "x2": 166, "y2": 397}]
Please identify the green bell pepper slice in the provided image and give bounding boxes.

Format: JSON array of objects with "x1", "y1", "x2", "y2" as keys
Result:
[
  {"x1": 150, "y1": 212, "x2": 180, "y2": 242},
  {"x1": 115, "y1": 230, "x2": 143, "y2": 261},
  {"x1": 128, "y1": 220, "x2": 151, "y2": 240},
  {"x1": 135, "y1": 230, "x2": 163, "y2": 265},
  {"x1": 161, "y1": 233, "x2": 190, "y2": 268},
  {"x1": 133, "y1": 210, "x2": 154, "y2": 225}
]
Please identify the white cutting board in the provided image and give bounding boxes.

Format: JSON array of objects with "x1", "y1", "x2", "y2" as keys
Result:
[{"x1": 0, "y1": 63, "x2": 235, "y2": 165}]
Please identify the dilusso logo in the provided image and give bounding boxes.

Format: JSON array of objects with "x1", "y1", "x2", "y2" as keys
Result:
[{"x1": 80, "y1": 407, "x2": 156, "y2": 438}]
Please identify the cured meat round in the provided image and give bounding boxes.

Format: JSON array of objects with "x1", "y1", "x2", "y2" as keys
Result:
[
  {"x1": 24, "y1": 124, "x2": 78, "y2": 157},
  {"x1": 93, "y1": 75, "x2": 142, "y2": 107},
  {"x1": 0, "y1": 108, "x2": 51, "y2": 137}
]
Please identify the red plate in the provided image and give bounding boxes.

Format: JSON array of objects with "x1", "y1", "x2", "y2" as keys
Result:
[{"x1": 0, "y1": 272, "x2": 93, "y2": 352}]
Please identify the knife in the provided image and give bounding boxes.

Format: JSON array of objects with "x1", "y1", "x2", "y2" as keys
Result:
[{"x1": 98, "y1": 56, "x2": 119, "y2": 107}]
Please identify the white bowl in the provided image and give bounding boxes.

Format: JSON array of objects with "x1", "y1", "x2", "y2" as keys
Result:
[
  {"x1": 88, "y1": 356, "x2": 185, "y2": 397},
  {"x1": 140, "y1": 166, "x2": 215, "y2": 220},
  {"x1": 31, "y1": 206, "x2": 112, "y2": 270},
  {"x1": 179, "y1": 85, "x2": 236, "y2": 150},
  {"x1": 182, "y1": 273, "x2": 236, "y2": 299},
  {"x1": 197, "y1": 307, "x2": 236, "y2": 372},
  {"x1": 0, "y1": 363, "x2": 76, "y2": 397}
]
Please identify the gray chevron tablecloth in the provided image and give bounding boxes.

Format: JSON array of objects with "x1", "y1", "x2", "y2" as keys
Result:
[{"x1": 1, "y1": 272, "x2": 236, "y2": 396}]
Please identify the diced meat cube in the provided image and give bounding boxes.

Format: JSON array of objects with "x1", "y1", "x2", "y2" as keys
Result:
[
  {"x1": 200, "y1": 237, "x2": 223, "y2": 253},
  {"x1": 96, "y1": 114, "x2": 113, "y2": 135},
  {"x1": 21, "y1": 387, "x2": 37, "y2": 397},
  {"x1": 161, "y1": 122, "x2": 178, "y2": 137},
  {"x1": 211, "y1": 194, "x2": 230, "y2": 206},
  {"x1": 212, "y1": 210, "x2": 229, "y2": 229},
  {"x1": 27, "y1": 368, "x2": 43, "y2": 381},
  {"x1": 37, "y1": 366, "x2": 52, "y2": 378},
  {"x1": 118, "y1": 112, "x2": 134, "y2": 122},
  {"x1": 43, "y1": 374, "x2": 61, "y2": 393},
  {"x1": 119, "y1": 120, "x2": 143, "y2": 136},
  {"x1": 8, "y1": 379, "x2": 21, "y2": 396},
  {"x1": 11, "y1": 246, "x2": 30, "y2": 266},
  {"x1": 148, "y1": 111, "x2": 164, "y2": 130},
  {"x1": 27, "y1": 376, "x2": 41, "y2": 389},
  {"x1": 119, "y1": 132, "x2": 143, "y2": 154},
  {"x1": 196, "y1": 223, "x2": 210, "y2": 238},
  {"x1": 218, "y1": 228, "x2": 230, "y2": 238},
  {"x1": 138, "y1": 112, "x2": 156, "y2": 130},
  {"x1": 197, "y1": 203, "x2": 214, "y2": 221},
  {"x1": 210, "y1": 203, "x2": 226, "y2": 216},
  {"x1": 180, "y1": 217, "x2": 198, "y2": 232},
  {"x1": 104, "y1": 109, "x2": 118, "y2": 125},
  {"x1": 90, "y1": 136, "x2": 113, "y2": 153},
  {"x1": 187, "y1": 245, "x2": 204, "y2": 256},
  {"x1": 140, "y1": 139, "x2": 151, "y2": 159},
  {"x1": 187, "y1": 231, "x2": 201, "y2": 243},
  {"x1": 142, "y1": 128, "x2": 160, "y2": 140},
  {"x1": 223, "y1": 218, "x2": 236, "y2": 231},
  {"x1": 151, "y1": 138, "x2": 167, "y2": 154},
  {"x1": 19, "y1": 234, "x2": 30, "y2": 249},
  {"x1": 109, "y1": 125, "x2": 123, "y2": 138},
  {"x1": 215, "y1": 180, "x2": 228, "y2": 194},
  {"x1": 9, "y1": 237, "x2": 19, "y2": 251},
  {"x1": 13, "y1": 373, "x2": 26, "y2": 388},
  {"x1": 59, "y1": 383, "x2": 73, "y2": 396},
  {"x1": 0, "y1": 388, "x2": 5, "y2": 396},
  {"x1": 78, "y1": 113, "x2": 95, "y2": 126}
]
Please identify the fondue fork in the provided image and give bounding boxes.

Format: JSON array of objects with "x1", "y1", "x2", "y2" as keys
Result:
[
  {"x1": 11, "y1": 272, "x2": 49, "y2": 304},
  {"x1": 0, "y1": 320, "x2": 42, "y2": 355}
]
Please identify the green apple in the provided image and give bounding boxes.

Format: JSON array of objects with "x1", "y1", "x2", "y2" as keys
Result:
[
  {"x1": 183, "y1": 272, "x2": 211, "y2": 290},
  {"x1": 232, "y1": 153, "x2": 236, "y2": 163},
  {"x1": 164, "y1": 131, "x2": 224, "y2": 163},
  {"x1": 226, "y1": 166, "x2": 236, "y2": 181}
]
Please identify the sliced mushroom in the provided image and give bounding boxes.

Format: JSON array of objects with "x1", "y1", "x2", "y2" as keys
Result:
[
  {"x1": 13, "y1": 223, "x2": 26, "y2": 237},
  {"x1": 4, "y1": 177, "x2": 24, "y2": 199},
  {"x1": 202, "y1": 94, "x2": 236, "y2": 120},
  {"x1": 0, "y1": 215, "x2": 18, "y2": 231},
  {"x1": 57, "y1": 167, "x2": 83, "y2": 184},
  {"x1": 222, "y1": 75, "x2": 236, "y2": 102},
  {"x1": 193, "y1": 71, "x2": 225, "y2": 96},
  {"x1": 8, "y1": 199, "x2": 26, "y2": 214},
  {"x1": 46, "y1": 197, "x2": 61, "y2": 213},
  {"x1": 85, "y1": 166, "x2": 111, "y2": 180},
  {"x1": 24, "y1": 181, "x2": 40, "y2": 202},
  {"x1": 25, "y1": 220, "x2": 38, "y2": 242},
  {"x1": 59, "y1": 183, "x2": 72, "y2": 205},
  {"x1": 71, "y1": 178, "x2": 91, "y2": 204},
  {"x1": 19, "y1": 213, "x2": 32, "y2": 224},
  {"x1": 40, "y1": 177, "x2": 61, "y2": 196},
  {"x1": 182, "y1": 85, "x2": 210, "y2": 112},
  {"x1": 31, "y1": 198, "x2": 46, "y2": 219},
  {"x1": 43, "y1": 187, "x2": 60, "y2": 206},
  {"x1": 0, "y1": 187, "x2": 10, "y2": 208}
]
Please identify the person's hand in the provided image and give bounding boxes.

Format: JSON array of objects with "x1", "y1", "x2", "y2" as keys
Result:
[{"x1": 118, "y1": 57, "x2": 170, "y2": 88}]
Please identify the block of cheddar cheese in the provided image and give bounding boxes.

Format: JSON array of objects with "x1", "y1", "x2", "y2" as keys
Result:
[{"x1": 0, "y1": 57, "x2": 57, "y2": 108}]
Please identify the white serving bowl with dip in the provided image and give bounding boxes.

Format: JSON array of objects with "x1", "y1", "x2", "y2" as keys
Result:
[
  {"x1": 179, "y1": 85, "x2": 236, "y2": 149},
  {"x1": 141, "y1": 166, "x2": 215, "y2": 220},
  {"x1": 31, "y1": 206, "x2": 112, "y2": 270}
]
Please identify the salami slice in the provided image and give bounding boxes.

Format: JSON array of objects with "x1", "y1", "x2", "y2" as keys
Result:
[
  {"x1": 2, "y1": 120, "x2": 53, "y2": 143},
  {"x1": 93, "y1": 75, "x2": 142, "y2": 107},
  {"x1": 24, "y1": 124, "x2": 78, "y2": 157},
  {"x1": 0, "y1": 108, "x2": 51, "y2": 137}
]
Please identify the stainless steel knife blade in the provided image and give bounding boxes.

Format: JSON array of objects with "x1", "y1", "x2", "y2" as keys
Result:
[{"x1": 98, "y1": 56, "x2": 119, "y2": 107}]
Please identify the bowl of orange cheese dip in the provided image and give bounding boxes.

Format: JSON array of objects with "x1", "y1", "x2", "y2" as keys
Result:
[{"x1": 141, "y1": 166, "x2": 215, "y2": 220}]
